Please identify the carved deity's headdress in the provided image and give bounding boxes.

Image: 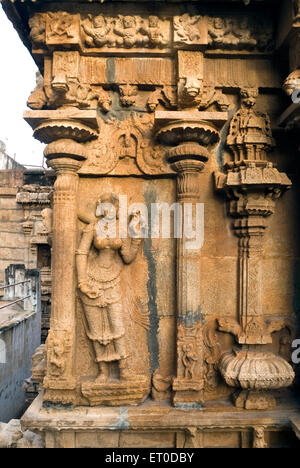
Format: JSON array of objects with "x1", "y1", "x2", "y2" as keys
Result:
[{"x1": 96, "y1": 192, "x2": 119, "y2": 217}]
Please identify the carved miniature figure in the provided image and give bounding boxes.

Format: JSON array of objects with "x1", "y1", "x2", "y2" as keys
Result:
[
  {"x1": 46, "y1": 76, "x2": 101, "y2": 110},
  {"x1": 174, "y1": 14, "x2": 203, "y2": 44},
  {"x1": 209, "y1": 16, "x2": 261, "y2": 49},
  {"x1": 233, "y1": 17, "x2": 257, "y2": 48},
  {"x1": 253, "y1": 427, "x2": 267, "y2": 448},
  {"x1": 255, "y1": 18, "x2": 274, "y2": 50},
  {"x1": 182, "y1": 343, "x2": 197, "y2": 380},
  {"x1": 41, "y1": 208, "x2": 53, "y2": 235},
  {"x1": 27, "y1": 72, "x2": 47, "y2": 110},
  {"x1": 48, "y1": 337, "x2": 66, "y2": 377},
  {"x1": 114, "y1": 16, "x2": 141, "y2": 48},
  {"x1": 118, "y1": 84, "x2": 138, "y2": 107},
  {"x1": 47, "y1": 12, "x2": 75, "y2": 39},
  {"x1": 97, "y1": 88, "x2": 112, "y2": 113},
  {"x1": 82, "y1": 15, "x2": 115, "y2": 47},
  {"x1": 203, "y1": 322, "x2": 221, "y2": 392},
  {"x1": 76, "y1": 193, "x2": 144, "y2": 382},
  {"x1": 208, "y1": 17, "x2": 233, "y2": 46},
  {"x1": 29, "y1": 13, "x2": 46, "y2": 47},
  {"x1": 227, "y1": 88, "x2": 274, "y2": 159},
  {"x1": 140, "y1": 16, "x2": 168, "y2": 48},
  {"x1": 147, "y1": 88, "x2": 162, "y2": 112}
]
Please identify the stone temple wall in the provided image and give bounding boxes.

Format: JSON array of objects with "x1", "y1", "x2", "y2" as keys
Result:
[{"x1": 1, "y1": 0, "x2": 300, "y2": 448}]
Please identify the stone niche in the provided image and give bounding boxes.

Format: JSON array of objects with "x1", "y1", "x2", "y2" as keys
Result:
[{"x1": 2, "y1": 0, "x2": 300, "y2": 448}]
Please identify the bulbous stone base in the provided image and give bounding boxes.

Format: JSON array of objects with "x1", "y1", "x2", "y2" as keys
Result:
[{"x1": 219, "y1": 349, "x2": 295, "y2": 409}]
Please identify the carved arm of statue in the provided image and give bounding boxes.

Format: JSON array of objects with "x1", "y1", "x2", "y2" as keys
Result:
[
  {"x1": 120, "y1": 210, "x2": 146, "y2": 263},
  {"x1": 120, "y1": 238, "x2": 142, "y2": 264},
  {"x1": 76, "y1": 223, "x2": 96, "y2": 297},
  {"x1": 113, "y1": 17, "x2": 125, "y2": 37},
  {"x1": 82, "y1": 21, "x2": 94, "y2": 38}
]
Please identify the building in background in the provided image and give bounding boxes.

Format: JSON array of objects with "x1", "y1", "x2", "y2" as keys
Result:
[
  {"x1": 0, "y1": 264, "x2": 41, "y2": 423},
  {"x1": 0, "y1": 144, "x2": 53, "y2": 342}
]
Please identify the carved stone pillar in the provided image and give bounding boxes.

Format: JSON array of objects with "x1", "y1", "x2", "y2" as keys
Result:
[
  {"x1": 171, "y1": 157, "x2": 205, "y2": 408},
  {"x1": 23, "y1": 112, "x2": 98, "y2": 405},
  {"x1": 215, "y1": 88, "x2": 295, "y2": 410},
  {"x1": 156, "y1": 119, "x2": 223, "y2": 408},
  {"x1": 43, "y1": 142, "x2": 85, "y2": 404}
]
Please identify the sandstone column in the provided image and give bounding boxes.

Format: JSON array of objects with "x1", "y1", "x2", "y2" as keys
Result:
[
  {"x1": 43, "y1": 141, "x2": 86, "y2": 403},
  {"x1": 156, "y1": 119, "x2": 224, "y2": 407},
  {"x1": 215, "y1": 88, "x2": 295, "y2": 410},
  {"x1": 23, "y1": 109, "x2": 98, "y2": 404}
]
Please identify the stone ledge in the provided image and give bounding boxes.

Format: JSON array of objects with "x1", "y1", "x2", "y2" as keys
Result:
[{"x1": 22, "y1": 392, "x2": 300, "y2": 433}]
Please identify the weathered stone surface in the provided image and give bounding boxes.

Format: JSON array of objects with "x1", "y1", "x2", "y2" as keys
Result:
[
  {"x1": 21, "y1": 393, "x2": 300, "y2": 448},
  {"x1": 1, "y1": 0, "x2": 300, "y2": 449}
]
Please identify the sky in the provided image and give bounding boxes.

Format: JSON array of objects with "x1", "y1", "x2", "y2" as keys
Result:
[{"x1": 0, "y1": 6, "x2": 45, "y2": 167}]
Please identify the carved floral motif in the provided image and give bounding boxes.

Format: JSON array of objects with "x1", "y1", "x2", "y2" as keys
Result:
[{"x1": 80, "y1": 114, "x2": 170, "y2": 176}]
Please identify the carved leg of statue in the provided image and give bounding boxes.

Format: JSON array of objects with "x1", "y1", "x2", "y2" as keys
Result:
[
  {"x1": 108, "y1": 302, "x2": 126, "y2": 355},
  {"x1": 108, "y1": 302, "x2": 134, "y2": 381},
  {"x1": 119, "y1": 357, "x2": 134, "y2": 381},
  {"x1": 83, "y1": 304, "x2": 112, "y2": 382},
  {"x1": 95, "y1": 361, "x2": 109, "y2": 383}
]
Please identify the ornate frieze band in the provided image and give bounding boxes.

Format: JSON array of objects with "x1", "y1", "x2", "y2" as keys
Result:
[{"x1": 29, "y1": 11, "x2": 275, "y2": 53}]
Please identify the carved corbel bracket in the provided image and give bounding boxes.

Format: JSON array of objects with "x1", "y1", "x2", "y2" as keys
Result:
[
  {"x1": 215, "y1": 164, "x2": 292, "y2": 219},
  {"x1": 218, "y1": 316, "x2": 294, "y2": 347}
]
